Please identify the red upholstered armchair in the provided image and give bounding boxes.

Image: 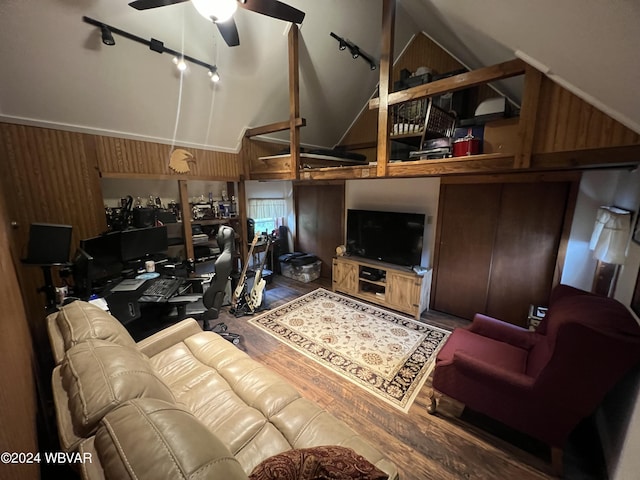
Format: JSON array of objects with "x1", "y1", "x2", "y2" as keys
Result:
[{"x1": 429, "y1": 284, "x2": 640, "y2": 473}]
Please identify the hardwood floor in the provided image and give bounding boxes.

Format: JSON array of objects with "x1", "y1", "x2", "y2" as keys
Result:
[{"x1": 209, "y1": 275, "x2": 606, "y2": 480}]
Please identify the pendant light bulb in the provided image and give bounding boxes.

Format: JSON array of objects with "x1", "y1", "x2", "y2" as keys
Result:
[
  {"x1": 173, "y1": 56, "x2": 187, "y2": 71},
  {"x1": 192, "y1": 0, "x2": 238, "y2": 23},
  {"x1": 208, "y1": 69, "x2": 220, "y2": 82}
]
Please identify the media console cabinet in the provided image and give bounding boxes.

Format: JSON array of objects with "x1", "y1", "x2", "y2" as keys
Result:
[{"x1": 332, "y1": 256, "x2": 431, "y2": 320}]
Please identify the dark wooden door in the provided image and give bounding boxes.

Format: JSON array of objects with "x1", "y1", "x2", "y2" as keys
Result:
[
  {"x1": 294, "y1": 183, "x2": 344, "y2": 278},
  {"x1": 433, "y1": 181, "x2": 571, "y2": 326},
  {"x1": 432, "y1": 184, "x2": 501, "y2": 319},
  {"x1": 485, "y1": 182, "x2": 569, "y2": 324}
]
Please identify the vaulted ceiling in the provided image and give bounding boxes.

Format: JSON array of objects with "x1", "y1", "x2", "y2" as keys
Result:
[{"x1": 1, "y1": 1, "x2": 638, "y2": 153}]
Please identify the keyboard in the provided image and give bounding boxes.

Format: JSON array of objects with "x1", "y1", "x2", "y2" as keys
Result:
[{"x1": 138, "y1": 277, "x2": 184, "y2": 303}]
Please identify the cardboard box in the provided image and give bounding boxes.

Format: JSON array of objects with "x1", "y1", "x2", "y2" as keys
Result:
[{"x1": 482, "y1": 118, "x2": 519, "y2": 154}]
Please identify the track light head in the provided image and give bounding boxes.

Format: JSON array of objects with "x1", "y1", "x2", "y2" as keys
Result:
[
  {"x1": 100, "y1": 25, "x2": 115, "y2": 46},
  {"x1": 338, "y1": 40, "x2": 347, "y2": 51},
  {"x1": 172, "y1": 56, "x2": 187, "y2": 71},
  {"x1": 208, "y1": 68, "x2": 220, "y2": 82},
  {"x1": 350, "y1": 46, "x2": 360, "y2": 59}
]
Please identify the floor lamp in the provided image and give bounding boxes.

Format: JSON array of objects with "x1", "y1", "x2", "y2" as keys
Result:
[{"x1": 590, "y1": 206, "x2": 631, "y2": 297}]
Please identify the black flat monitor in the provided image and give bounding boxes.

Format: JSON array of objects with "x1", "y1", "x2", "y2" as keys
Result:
[
  {"x1": 120, "y1": 226, "x2": 168, "y2": 262},
  {"x1": 24, "y1": 223, "x2": 72, "y2": 265},
  {"x1": 75, "y1": 231, "x2": 125, "y2": 298},
  {"x1": 80, "y1": 231, "x2": 122, "y2": 264}
]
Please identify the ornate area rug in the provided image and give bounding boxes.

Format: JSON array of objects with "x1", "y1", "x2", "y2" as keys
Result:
[{"x1": 248, "y1": 288, "x2": 450, "y2": 412}]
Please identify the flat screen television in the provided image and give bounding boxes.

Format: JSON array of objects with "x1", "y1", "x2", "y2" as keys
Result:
[{"x1": 346, "y1": 209, "x2": 425, "y2": 267}]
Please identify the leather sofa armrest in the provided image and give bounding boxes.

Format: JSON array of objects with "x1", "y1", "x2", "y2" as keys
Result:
[
  {"x1": 136, "y1": 318, "x2": 202, "y2": 357},
  {"x1": 47, "y1": 314, "x2": 66, "y2": 365},
  {"x1": 469, "y1": 313, "x2": 539, "y2": 349},
  {"x1": 453, "y1": 350, "x2": 535, "y2": 391},
  {"x1": 78, "y1": 437, "x2": 106, "y2": 480}
]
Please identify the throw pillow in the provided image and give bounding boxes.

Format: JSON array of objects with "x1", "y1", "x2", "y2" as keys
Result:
[{"x1": 249, "y1": 445, "x2": 388, "y2": 480}]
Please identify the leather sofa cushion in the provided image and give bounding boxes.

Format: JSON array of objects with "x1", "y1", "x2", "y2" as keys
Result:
[
  {"x1": 61, "y1": 339, "x2": 175, "y2": 437},
  {"x1": 249, "y1": 445, "x2": 388, "y2": 480},
  {"x1": 149, "y1": 331, "x2": 397, "y2": 478},
  {"x1": 93, "y1": 398, "x2": 248, "y2": 480},
  {"x1": 56, "y1": 300, "x2": 136, "y2": 350}
]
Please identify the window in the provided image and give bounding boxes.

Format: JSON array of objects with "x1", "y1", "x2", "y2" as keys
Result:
[{"x1": 248, "y1": 198, "x2": 286, "y2": 235}]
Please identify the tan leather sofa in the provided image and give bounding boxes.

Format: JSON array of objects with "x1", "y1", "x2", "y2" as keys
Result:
[{"x1": 47, "y1": 301, "x2": 398, "y2": 479}]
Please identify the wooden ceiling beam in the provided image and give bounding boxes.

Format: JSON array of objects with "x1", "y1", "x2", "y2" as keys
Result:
[
  {"x1": 376, "y1": 0, "x2": 395, "y2": 177},
  {"x1": 369, "y1": 58, "x2": 526, "y2": 109},
  {"x1": 289, "y1": 23, "x2": 301, "y2": 180},
  {"x1": 244, "y1": 118, "x2": 306, "y2": 138}
]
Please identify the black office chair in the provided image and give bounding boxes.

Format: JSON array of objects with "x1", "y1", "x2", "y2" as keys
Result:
[{"x1": 168, "y1": 225, "x2": 239, "y2": 343}]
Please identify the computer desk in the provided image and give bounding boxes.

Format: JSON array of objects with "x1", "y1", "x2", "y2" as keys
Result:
[{"x1": 104, "y1": 274, "x2": 197, "y2": 327}]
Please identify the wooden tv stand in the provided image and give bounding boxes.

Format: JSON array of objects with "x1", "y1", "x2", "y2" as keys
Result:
[{"x1": 332, "y1": 256, "x2": 431, "y2": 320}]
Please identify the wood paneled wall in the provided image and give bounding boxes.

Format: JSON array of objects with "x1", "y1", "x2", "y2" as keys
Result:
[
  {"x1": 533, "y1": 77, "x2": 640, "y2": 153},
  {"x1": 0, "y1": 121, "x2": 243, "y2": 354},
  {"x1": 96, "y1": 136, "x2": 240, "y2": 179},
  {"x1": 0, "y1": 188, "x2": 39, "y2": 479},
  {"x1": 0, "y1": 123, "x2": 107, "y2": 353},
  {"x1": 244, "y1": 138, "x2": 291, "y2": 179}
]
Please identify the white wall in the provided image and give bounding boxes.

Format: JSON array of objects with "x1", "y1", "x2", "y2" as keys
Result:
[
  {"x1": 345, "y1": 177, "x2": 441, "y2": 268},
  {"x1": 244, "y1": 180, "x2": 294, "y2": 250},
  {"x1": 100, "y1": 178, "x2": 229, "y2": 208},
  {"x1": 561, "y1": 170, "x2": 622, "y2": 291}
]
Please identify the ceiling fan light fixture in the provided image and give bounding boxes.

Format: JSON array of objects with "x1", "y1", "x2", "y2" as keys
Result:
[{"x1": 192, "y1": 0, "x2": 238, "y2": 23}]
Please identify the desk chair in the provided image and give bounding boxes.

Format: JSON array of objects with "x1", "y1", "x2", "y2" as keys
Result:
[{"x1": 169, "y1": 226, "x2": 237, "y2": 337}]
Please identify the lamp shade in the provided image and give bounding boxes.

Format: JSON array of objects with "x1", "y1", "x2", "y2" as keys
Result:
[
  {"x1": 192, "y1": 0, "x2": 237, "y2": 23},
  {"x1": 590, "y1": 206, "x2": 631, "y2": 264}
]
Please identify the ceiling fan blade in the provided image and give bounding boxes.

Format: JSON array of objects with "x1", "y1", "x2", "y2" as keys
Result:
[
  {"x1": 216, "y1": 18, "x2": 240, "y2": 47},
  {"x1": 128, "y1": 0, "x2": 188, "y2": 11},
  {"x1": 239, "y1": 0, "x2": 305, "y2": 24}
]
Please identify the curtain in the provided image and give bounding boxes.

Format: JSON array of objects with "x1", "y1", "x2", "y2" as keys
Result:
[
  {"x1": 589, "y1": 206, "x2": 631, "y2": 264},
  {"x1": 248, "y1": 198, "x2": 286, "y2": 220}
]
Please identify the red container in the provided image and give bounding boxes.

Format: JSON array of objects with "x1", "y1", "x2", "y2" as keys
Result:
[{"x1": 453, "y1": 129, "x2": 481, "y2": 157}]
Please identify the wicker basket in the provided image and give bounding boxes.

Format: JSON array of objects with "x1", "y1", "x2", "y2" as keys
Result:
[{"x1": 390, "y1": 98, "x2": 456, "y2": 138}]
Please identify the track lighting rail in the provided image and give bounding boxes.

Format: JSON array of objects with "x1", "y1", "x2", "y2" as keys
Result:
[{"x1": 82, "y1": 16, "x2": 220, "y2": 80}]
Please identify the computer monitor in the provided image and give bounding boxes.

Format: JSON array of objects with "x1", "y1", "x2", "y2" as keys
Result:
[
  {"x1": 80, "y1": 231, "x2": 122, "y2": 263},
  {"x1": 24, "y1": 223, "x2": 72, "y2": 265},
  {"x1": 120, "y1": 226, "x2": 169, "y2": 262}
]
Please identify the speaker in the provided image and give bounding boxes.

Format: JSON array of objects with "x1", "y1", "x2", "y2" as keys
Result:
[
  {"x1": 24, "y1": 223, "x2": 72, "y2": 265},
  {"x1": 247, "y1": 218, "x2": 255, "y2": 243},
  {"x1": 133, "y1": 208, "x2": 157, "y2": 228}
]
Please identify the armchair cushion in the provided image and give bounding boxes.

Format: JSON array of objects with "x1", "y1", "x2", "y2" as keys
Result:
[
  {"x1": 61, "y1": 339, "x2": 175, "y2": 437},
  {"x1": 438, "y1": 327, "x2": 529, "y2": 374}
]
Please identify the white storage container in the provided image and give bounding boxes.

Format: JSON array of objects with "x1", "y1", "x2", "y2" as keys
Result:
[{"x1": 280, "y1": 260, "x2": 322, "y2": 283}]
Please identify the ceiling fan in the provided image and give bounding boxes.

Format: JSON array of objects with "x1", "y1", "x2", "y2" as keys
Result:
[{"x1": 128, "y1": 0, "x2": 305, "y2": 47}]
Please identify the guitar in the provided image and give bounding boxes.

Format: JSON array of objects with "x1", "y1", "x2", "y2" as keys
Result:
[
  {"x1": 231, "y1": 234, "x2": 259, "y2": 313},
  {"x1": 247, "y1": 236, "x2": 272, "y2": 313}
]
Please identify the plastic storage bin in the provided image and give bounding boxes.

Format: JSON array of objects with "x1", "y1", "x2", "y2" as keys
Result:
[{"x1": 280, "y1": 260, "x2": 321, "y2": 283}]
